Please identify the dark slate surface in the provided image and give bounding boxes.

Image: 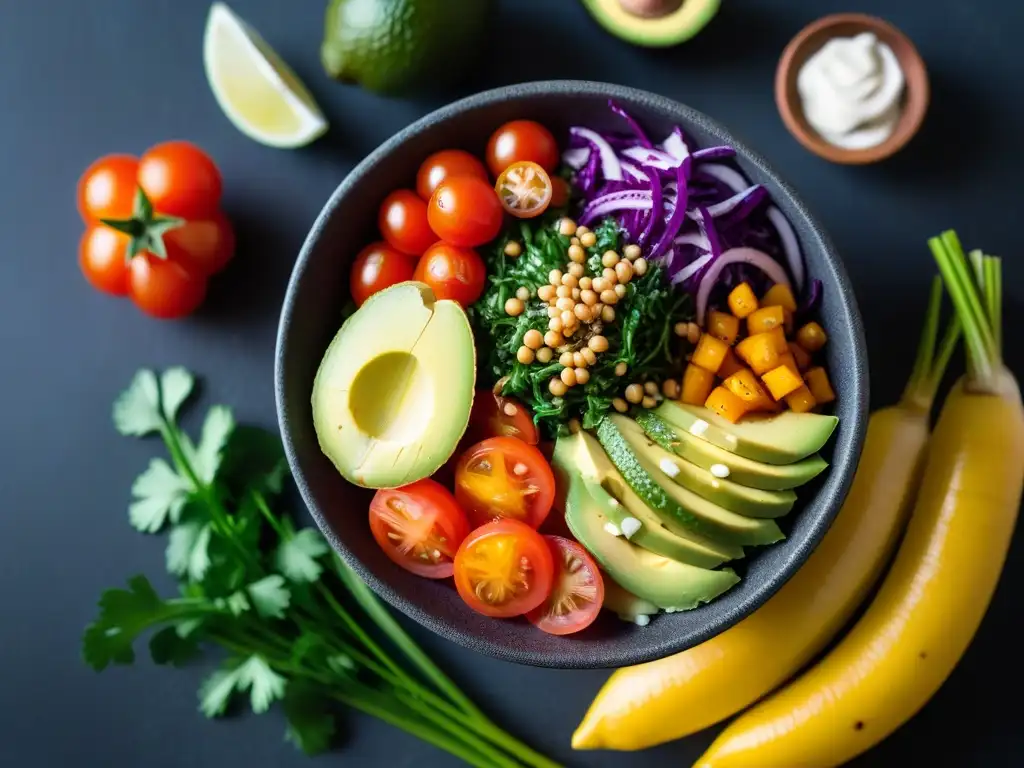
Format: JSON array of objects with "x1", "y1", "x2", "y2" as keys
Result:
[{"x1": 1, "y1": 0, "x2": 1021, "y2": 766}]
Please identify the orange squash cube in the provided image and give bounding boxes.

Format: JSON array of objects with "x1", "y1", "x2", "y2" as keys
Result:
[
  {"x1": 723, "y1": 368, "x2": 774, "y2": 410},
  {"x1": 717, "y1": 348, "x2": 745, "y2": 380},
  {"x1": 788, "y1": 341, "x2": 812, "y2": 371},
  {"x1": 762, "y1": 364, "x2": 804, "y2": 400},
  {"x1": 682, "y1": 363, "x2": 716, "y2": 405},
  {"x1": 785, "y1": 384, "x2": 817, "y2": 413},
  {"x1": 691, "y1": 333, "x2": 730, "y2": 374},
  {"x1": 804, "y1": 366, "x2": 836, "y2": 404},
  {"x1": 707, "y1": 310, "x2": 741, "y2": 344},
  {"x1": 777, "y1": 351, "x2": 801, "y2": 377},
  {"x1": 747, "y1": 305, "x2": 786, "y2": 335},
  {"x1": 705, "y1": 386, "x2": 750, "y2": 423},
  {"x1": 796, "y1": 321, "x2": 828, "y2": 352},
  {"x1": 761, "y1": 284, "x2": 797, "y2": 313},
  {"x1": 727, "y1": 282, "x2": 758, "y2": 318},
  {"x1": 763, "y1": 326, "x2": 788, "y2": 354},
  {"x1": 735, "y1": 332, "x2": 781, "y2": 375}
]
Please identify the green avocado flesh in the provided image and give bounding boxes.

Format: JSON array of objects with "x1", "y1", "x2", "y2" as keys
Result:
[
  {"x1": 656, "y1": 401, "x2": 839, "y2": 465},
  {"x1": 311, "y1": 281, "x2": 475, "y2": 489},
  {"x1": 554, "y1": 432, "x2": 742, "y2": 568},
  {"x1": 598, "y1": 417, "x2": 785, "y2": 547},
  {"x1": 581, "y1": 0, "x2": 721, "y2": 48},
  {"x1": 636, "y1": 410, "x2": 828, "y2": 490},
  {"x1": 602, "y1": 577, "x2": 661, "y2": 623}
]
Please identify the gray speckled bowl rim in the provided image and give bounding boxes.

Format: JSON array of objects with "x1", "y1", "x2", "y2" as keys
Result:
[{"x1": 275, "y1": 80, "x2": 869, "y2": 668}]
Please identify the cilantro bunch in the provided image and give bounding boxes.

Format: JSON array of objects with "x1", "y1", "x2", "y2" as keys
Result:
[{"x1": 82, "y1": 368, "x2": 560, "y2": 768}]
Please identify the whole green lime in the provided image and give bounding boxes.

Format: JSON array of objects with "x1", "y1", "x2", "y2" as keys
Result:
[{"x1": 322, "y1": 0, "x2": 493, "y2": 94}]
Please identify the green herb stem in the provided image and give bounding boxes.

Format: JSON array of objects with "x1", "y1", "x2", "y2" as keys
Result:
[{"x1": 901, "y1": 275, "x2": 960, "y2": 409}]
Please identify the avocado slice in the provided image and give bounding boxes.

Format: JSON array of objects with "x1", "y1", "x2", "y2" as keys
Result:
[
  {"x1": 311, "y1": 281, "x2": 474, "y2": 488},
  {"x1": 581, "y1": 0, "x2": 720, "y2": 48},
  {"x1": 636, "y1": 410, "x2": 828, "y2": 491},
  {"x1": 564, "y1": 471, "x2": 739, "y2": 611},
  {"x1": 602, "y1": 577, "x2": 660, "y2": 625},
  {"x1": 553, "y1": 432, "x2": 743, "y2": 568},
  {"x1": 612, "y1": 416, "x2": 797, "y2": 519},
  {"x1": 598, "y1": 417, "x2": 784, "y2": 547},
  {"x1": 656, "y1": 401, "x2": 839, "y2": 465}
]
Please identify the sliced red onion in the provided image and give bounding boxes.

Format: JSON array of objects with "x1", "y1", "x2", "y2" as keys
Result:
[
  {"x1": 673, "y1": 231, "x2": 709, "y2": 251},
  {"x1": 609, "y1": 99, "x2": 653, "y2": 148},
  {"x1": 692, "y1": 146, "x2": 736, "y2": 162},
  {"x1": 562, "y1": 147, "x2": 590, "y2": 170},
  {"x1": 619, "y1": 159, "x2": 647, "y2": 182},
  {"x1": 660, "y1": 127, "x2": 690, "y2": 163},
  {"x1": 570, "y1": 126, "x2": 622, "y2": 181},
  {"x1": 696, "y1": 163, "x2": 748, "y2": 195},
  {"x1": 766, "y1": 205, "x2": 805, "y2": 290},
  {"x1": 637, "y1": 167, "x2": 662, "y2": 247},
  {"x1": 648, "y1": 158, "x2": 691, "y2": 261},
  {"x1": 691, "y1": 206, "x2": 722, "y2": 259},
  {"x1": 621, "y1": 145, "x2": 681, "y2": 170},
  {"x1": 579, "y1": 189, "x2": 653, "y2": 225},
  {"x1": 704, "y1": 185, "x2": 767, "y2": 220},
  {"x1": 696, "y1": 247, "x2": 792, "y2": 324},
  {"x1": 672, "y1": 252, "x2": 714, "y2": 285}
]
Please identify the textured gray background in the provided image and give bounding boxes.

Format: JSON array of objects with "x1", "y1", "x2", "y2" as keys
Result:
[{"x1": 1, "y1": 0, "x2": 1022, "y2": 766}]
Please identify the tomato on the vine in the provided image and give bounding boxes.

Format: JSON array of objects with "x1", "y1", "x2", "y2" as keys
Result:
[
  {"x1": 454, "y1": 436, "x2": 555, "y2": 529},
  {"x1": 427, "y1": 176, "x2": 504, "y2": 248},
  {"x1": 416, "y1": 150, "x2": 489, "y2": 201},
  {"x1": 136, "y1": 141, "x2": 223, "y2": 219},
  {"x1": 526, "y1": 536, "x2": 605, "y2": 635},
  {"x1": 128, "y1": 255, "x2": 208, "y2": 319},
  {"x1": 378, "y1": 189, "x2": 436, "y2": 256},
  {"x1": 79, "y1": 226, "x2": 131, "y2": 296},
  {"x1": 413, "y1": 242, "x2": 486, "y2": 306},
  {"x1": 351, "y1": 241, "x2": 416, "y2": 306},
  {"x1": 486, "y1": 120, "x2": 559, "y2": 177},
  {"x1": 453, "y1": 519, "x2": 555, "y2": 618}
]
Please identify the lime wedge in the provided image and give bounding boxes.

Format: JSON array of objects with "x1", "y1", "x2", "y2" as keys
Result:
[{"x1": 203, "y1": 2, "x2": 328, "y2": 148}]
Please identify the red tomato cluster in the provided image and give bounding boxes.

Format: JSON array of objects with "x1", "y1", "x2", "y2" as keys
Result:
[
  {"x1": 351, "y1": 120, "x2": 562, "y2": 308},
  {"x1": 77, "y1": 142, "x2": 234, "y2": 319},
  {"x1": 367, "y1": 391, "x2": 605, "y2": 636}
]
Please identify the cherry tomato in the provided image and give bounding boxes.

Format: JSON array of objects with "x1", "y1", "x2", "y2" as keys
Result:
[
  {"x1": 494, "y1": 161, "x2": 553, "y2": 219},
  {"x1": 453, "y1": 519, "x2": 555, "y2": 618},
  {"x1": 128, "y1": 256, "x2": 208, "y2": 319},
  {"x1": 550, "y1": 176, "x2": 570, "y2": 209},
  {"x1": 79, "y1": 225, "x2": 131, "y2": 296},
  {"x1": 454, "y1": 436, "x2": 555, "y2": 529},
  {"x1": 416, "y1": 150, "x2": 489, "y2": 201},
  {"x1": 527, "y1": 536, "x2": 605, "y2": 635},
  {"x1": 163, "y1": 211, "x2": 236, "y2": 276},
  {"x1": 427, "y1": 177, "x2": 504, "y2": 248},
  {"x1": 77, "y1": 155, "x2": 140, "y2": 222},
  {"x1": 466, "y1": 390, "x2": 539, "y2": 445},
  {"x1": 413, "y1": 242, "x2": 486, "y2": 307},
  {"x1": 369, "y1": 479, "x2": 471, "y2": 579},
  {"x1": 378, "y1": 189, "x2": 437, "y2": 256},
  {"x1": 486, "y1": 120, "x2": 559, "y2": 177},
  {"x1": 351, "y1": 241, "x2": 416, "y2": 306},
  {"x1": 137, "y1": 141, "x2": 223, "y2": 219}
]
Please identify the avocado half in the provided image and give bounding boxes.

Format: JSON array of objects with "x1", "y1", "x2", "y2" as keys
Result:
[{"x1": 581, "y1": 0, "x2": 721, "y2": 48}]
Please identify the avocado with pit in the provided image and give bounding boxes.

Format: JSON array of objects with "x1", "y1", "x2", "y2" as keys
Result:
[
  {"x1": 311, "y1": 281, "x2": 475, "y2": 489},
  {"x1": 598, "y1": 417, "x2": 785, "y2": 547},
  {"x1": 636, "y1": 410, "x2": 828, "y2": 491},
  {"x1": 563, "y1": 467, "x2": 739, "y2": 611},
  {"x1": 612, "y1": 416, "x2": 797, "y2": 519},
  {"x1": 553, "y1": 431, "x2": 743, "y2": 568},
  {"x1": 582, "y1": 0, "x2": 720, "y2": 48},
  {"x1": 656, "y1": 401, "x2": 839, "y2": 465}
]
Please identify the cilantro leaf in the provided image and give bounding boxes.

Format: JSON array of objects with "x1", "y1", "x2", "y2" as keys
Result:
[
  {"x1": 223, "y1": 590, "x2": 251, "y2": 615},
  {"x1": 166, "y1": 522, "x2": 213, "y2": 581},
  {"x1": 149, "y1": 626, "x2": 200, "y2": 667},
  {"x1": 113, "y1": 369, "x2": 163, "y2": 437},
  {"x1": 282, "y1": 684, "x2": 336, "y2": 755},
  {"x1": 129, "y1": 458, "x2": 191, "y2": 533},
  {"x1": 219, "y1": 426, "x2": 289, "y2": 497},
  {"x1": 192, "y1": 405, "x2": 235, "y2": 485},
  {"x1": 199, "y1": 656, "x2": 286, "y2": 718},
  {"x1": 247, "y1": 575, "x2": 290, "y2": 619},
  {"x1": 199, "y1": 665, "x2": 243, "y2": 718},
  {"x1": 275, "y1": 528, "x2": 330, "y2": 583},
  {"x1": 160, "y1": 367, "x2": 195, "y2": 423}
]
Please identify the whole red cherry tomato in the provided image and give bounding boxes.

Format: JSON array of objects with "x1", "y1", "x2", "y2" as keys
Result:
[
  {"x1": 485, "y1": 120, "x2": 559, "y2": 177},
  {"x1": 351, "y1": 241, "x2": 416, "y2": 306},
  {"x1": 378, "y1": 190, "x2": 436, "y2": 256},
  {"x1": 427, "y1": 176, "x2": 504, "y2": 247},
  {"x1": 413, "y1": 242, "x2": 486, "y2": 306},
  {"x1": 416, "y1": 149, "x2": 489, "y2": 201}
]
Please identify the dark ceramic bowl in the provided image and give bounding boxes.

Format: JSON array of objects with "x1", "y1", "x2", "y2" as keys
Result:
[{"x1": 275, "y1": 81, "x2": 868, "y2": 669}]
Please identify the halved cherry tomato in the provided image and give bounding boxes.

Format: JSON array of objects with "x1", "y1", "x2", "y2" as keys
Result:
[
  {"x1": 486, "y1": 120, "x2": 559, "y2": 177},
  {"x1": 413, "y1": 242, "x2": 486, "y2": 307},
  {"x1": 453, "y1": 519, "x2": 555, "y2": 618},
  {"x1": 369, "y1": 479, "x2": 471, "y2": 579},
  {"x1": 550, "y1": 176, "x2": 570, "y2": 209},
  {"x1": 128, "y1": 255, "x2": 208, "y2": 319},
  {"x1": 351, "y1": 241, "x2": 416, "y2": 306},
  {"x1": 378, "y1": 189, "x2": 436, "y2": 256},
  {"x1": 526, "y1": 536, "x2": 605, "y2": 635},
  {"x1": 467, "y1": 390, "x2": 539, "y2": 445},
  {"x1": 427, "y1": 177, "x2": 504, "y2": 248},
  {"x1": 416, "y1": 149, "x2": 489, "y2": 201},
  {"x1": 454, "y1": 436, "x2": 555, "y2": 529},
  {"x1": 136, "y1": 141, "x2": 223, "y2": 219},
  {"x1": 494, "y1": 161, "x2": 553, "y2": 219}
]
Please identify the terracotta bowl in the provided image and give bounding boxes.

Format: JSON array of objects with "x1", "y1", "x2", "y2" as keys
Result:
[{"x1": 775, "y1": 13, "x2": 929, "y2": 164}]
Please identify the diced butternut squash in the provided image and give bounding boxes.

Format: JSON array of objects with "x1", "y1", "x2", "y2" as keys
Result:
[
  {"x1": 804, "y1": 366, "x2": 836, "y2": 404},
  {"x1": 717, "y1": 348, "x2": 745, "y2": 380},
  {"x1": 735, "y1": 332, "x2": 781, "y2": 376},
  {"x1": 762, "y1": 364, "x2": 804, "y2": 400},
  {"x1": 761, "y1": 284, "x2": 797, "y2": 313},
  {"x1": 785, "y1": 384, "x2": 817, "y2": 413},
  {"x1": 705, "y1": 386, "x2": 750, "y2": 423},
  {"x1": 682, "y1": 363, "x2": 715, "y2": 405},
  {"x1": 707, "y1": 310, "x2": 740, "y2": 344},
  {"x1": 788, "y1": 341, "x2": 812, "y2": 371},
  {"x1": 747, "y1": 305, "x2": 786, "y2": 335},
  {"x1": 796, "y1": 321, "x2": 828, "y2": 352},
  {"x1": 727, "y1": 282, "x2": 758, "y2": 318},
  {"x1": 777, "y1": 351, "x2": 801, "y2": 377},
  {"x1": 691, "y1": 333, "x2": 730, "y2": 374},
  {"x1": 723, "y1": 368, "x2": 774, "y2": 410},
  {"x1": 764, "y1": 326, "x2": 788, "y2": 354}
]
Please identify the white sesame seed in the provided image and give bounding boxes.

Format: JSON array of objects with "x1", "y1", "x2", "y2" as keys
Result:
[
  {"x1": 659, "y1": 457, "x2": 680, "y2": 478},
  {"x1": 710, "y1": 463, "x2": 731, "y2": 478},
  {"x1": 620, "y1": 517, "x2": 642, "y2": 539},
  {"x1": 689, "y1": 419, "x2": 709, "y2": 437},
  {"x1": 726, "y1": 434, "x2": 739, "y2": 445},
  {"x1": 603, "y1": 522, "x2": 622, "y2": 537},
  {"x1": 634, "y1": 614, "x2": 651, "y2": 627},
  {"x1": 513, "y1": 462, "x2": 529, "y2": 476},
  {"x1": 608, "y1": 498, "x2": 620, "y2": 507}
]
